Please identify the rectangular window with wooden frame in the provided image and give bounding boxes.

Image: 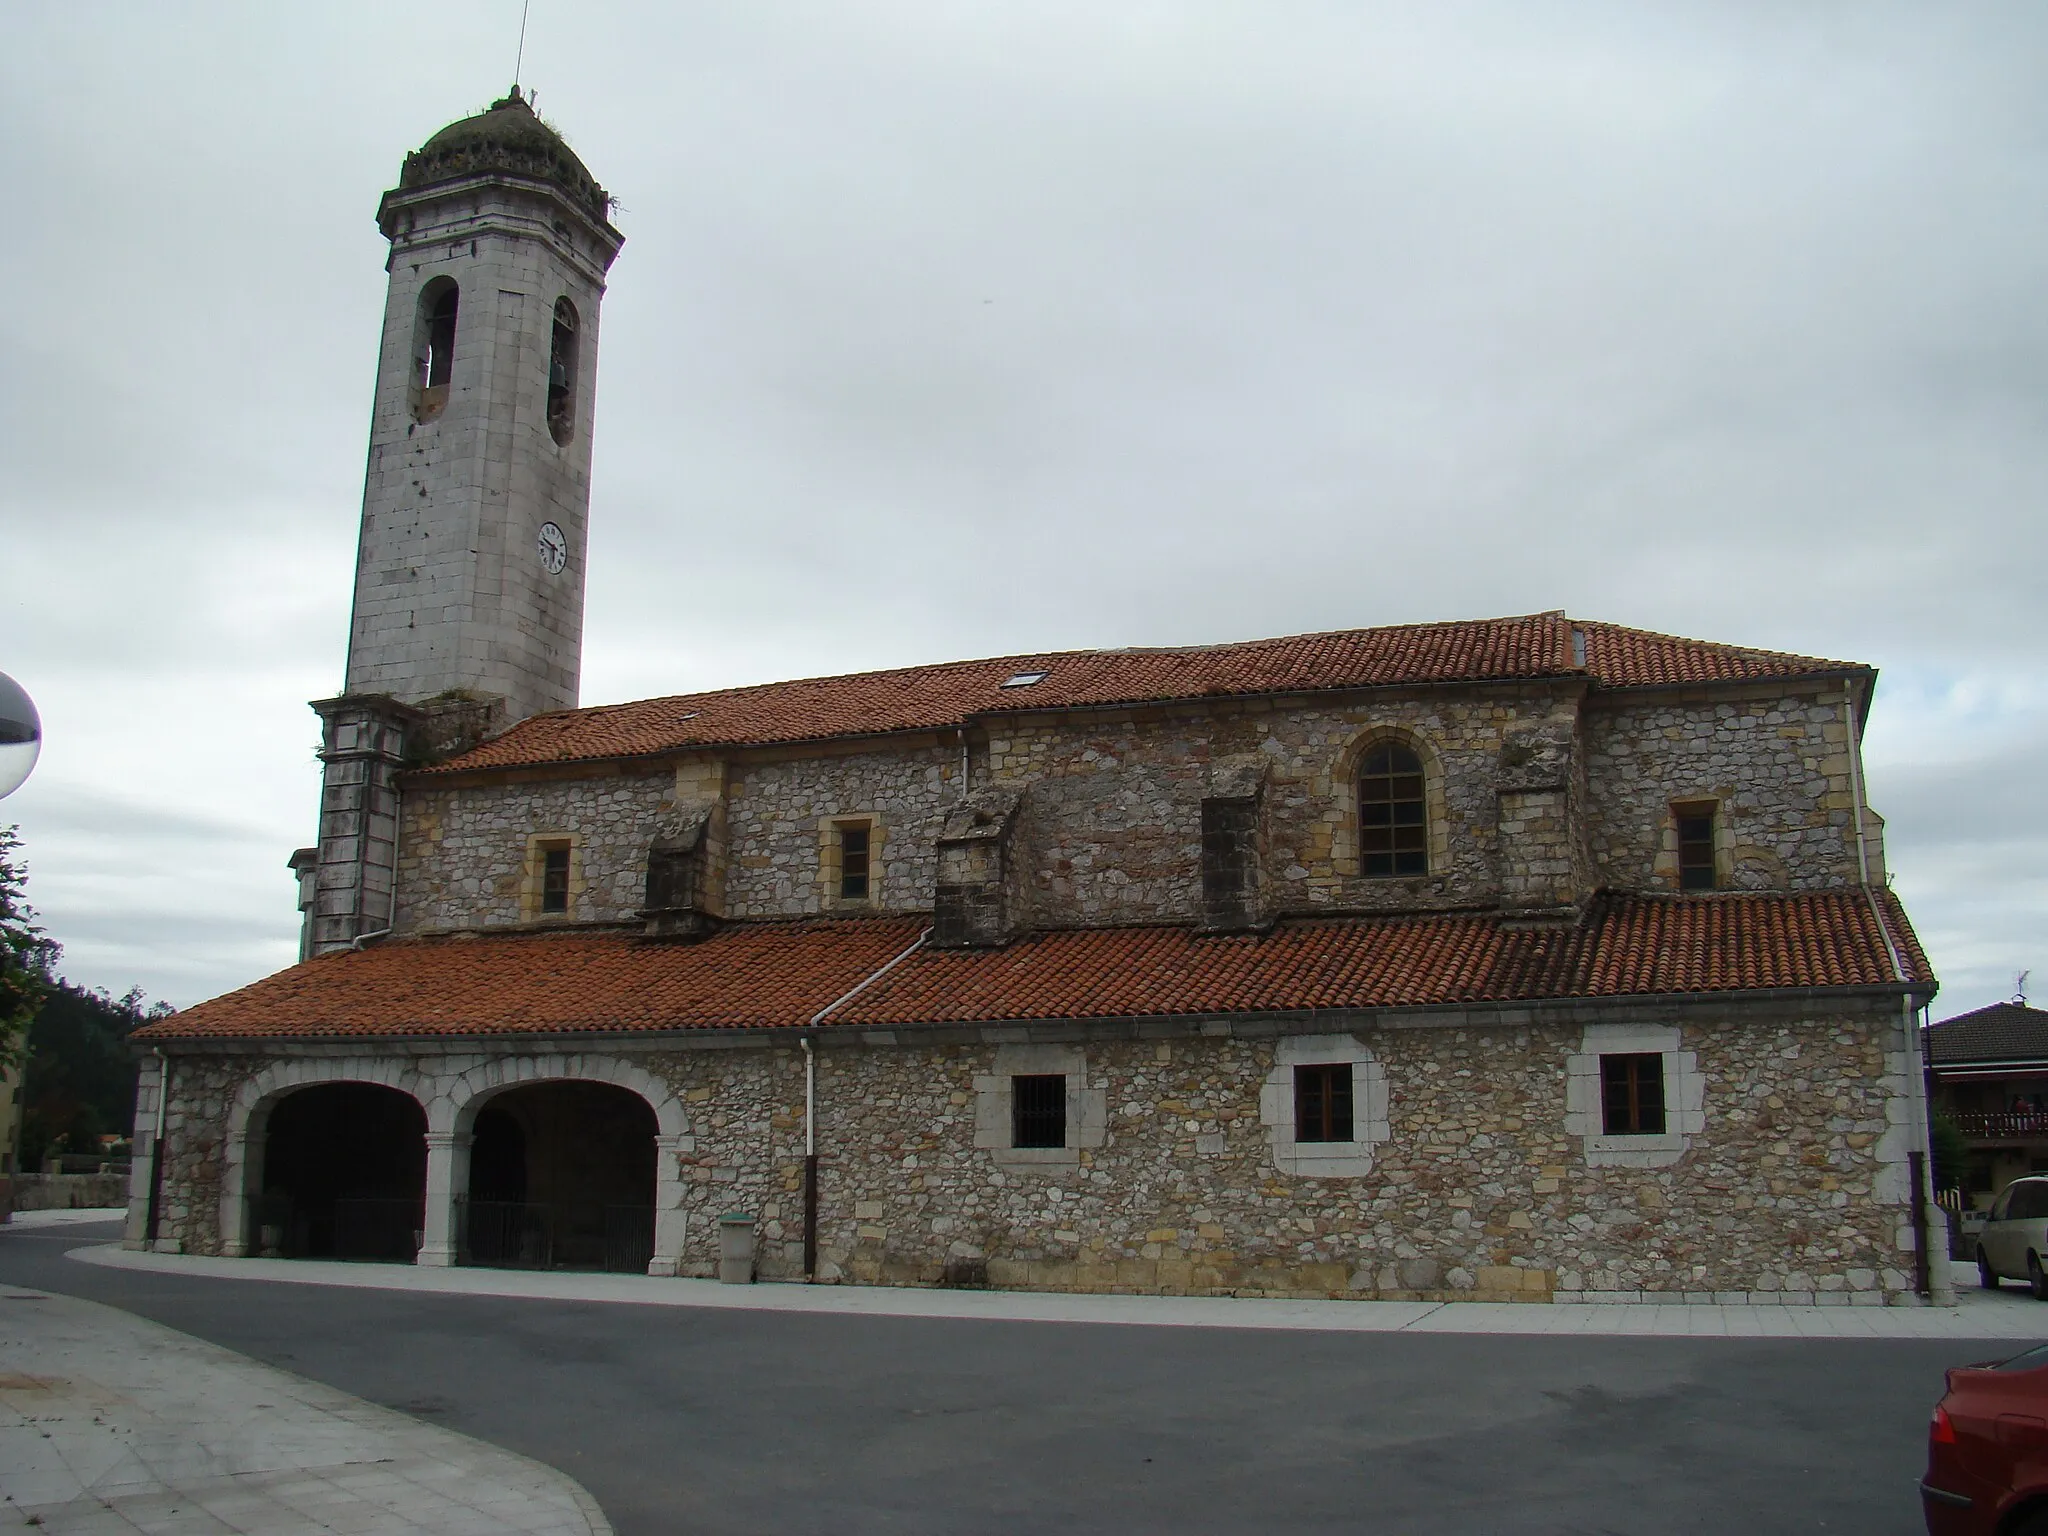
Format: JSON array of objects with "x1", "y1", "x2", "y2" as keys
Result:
[
  {"x1": 540, "y1": 843, "x2": 571, "y2": 915},
  {"x1": 1600, "y1": 1053, "x2": 1666, "y2": 1136},
  {"x1": 1674, "y1": 802, "x2": 1717, "y2": 891},
  {"x1": 1295, "y1": 1063, "x2": 1355, "y2": 1143},
  {"x1": 837, "y1": 823, "x2": 871, "y2": 902},
  {"x1": 1011, "y1": 1074, "x2": 1067, "y2": 1149}
]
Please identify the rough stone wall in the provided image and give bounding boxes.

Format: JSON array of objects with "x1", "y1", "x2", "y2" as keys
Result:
[
  {"x1": 790, "y1": 1010, "x2": 1911, "y2": 1302},
  {"x1": 389, "y1": 679, "x2": 1876, "y2": 935},
  {"x1": 395, "y1": 771, "x2": 673, "y2": 932},
  {"x1": 992, "y1": 688, "x2": 1571, "y2": 926},
  {"x1": 9, "y1": 1173, "x2": 128, "y2": 1212},
  {"x1": 1582, "y1": 687, "x2": 1869, "y2": 892},
  {"x1": 141, "y1": 1005, "x2": 1916, "y2": 1302},
  {"x1": 1492, "y1": 710, "x2": 1590, "y2": 914},
  {"x1": 138, "y1": 1054, "x2": 249, "y2": 1255},
  {"x1": 722, "y1": 744, "x2": 961, "y2": 917}
]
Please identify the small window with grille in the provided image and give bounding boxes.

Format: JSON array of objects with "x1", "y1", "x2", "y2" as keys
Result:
[
  {"x1": 1011, "y1": 1074, "x2": 1067, "y2": 1149},
  {"x1": 1294, "y1": 1063, "x2": 1354, "y2": 1143},
  {"x1": 838, "y1": 823, "x2": 871, "y2": 902},
  {"x1": 539, "y1": 844, "x2": 572, "y2": 915},
  {"x1": 1675, "y1": 802, "x2": 1717, "y2": 891},
  {"x1": 1601, "y1": 1053, "x2": 1666, "y2": 1136},
  {"x1": 1359, "y1": 740, "x2": 1428, "y2": 877}
]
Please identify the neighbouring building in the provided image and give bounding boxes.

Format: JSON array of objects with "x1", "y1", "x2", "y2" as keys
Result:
[
  {"x1": 1926, "y1": 999, "x2": 2048, "y2": 1212},
  {"x1": 125, "y1": 92, "x2": 1945, "y2": 1306}
]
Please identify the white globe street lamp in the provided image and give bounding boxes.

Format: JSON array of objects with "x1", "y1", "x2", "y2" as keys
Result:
[{"x1": 0, "y1": 673, "x2": 40, "y2": 800}]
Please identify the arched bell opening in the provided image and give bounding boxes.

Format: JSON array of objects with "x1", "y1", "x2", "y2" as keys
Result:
[
  {"x1": 460, "y1": 1081, "x2": 657, "y2": 1273},
  {"x1": 256, "y1": 1083, "x2": 426, "y2": 1261}
]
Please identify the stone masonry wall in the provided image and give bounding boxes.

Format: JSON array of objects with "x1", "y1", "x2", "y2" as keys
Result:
[
  {"x1": 991, "y1": 688, "x2": 1556, "y2": 926},
  {"x1": 1582, "y1": 686, "x2": 1868, "y2": 892},
  {"x1": 791, "y1": 1010, "x2": 1913, "y2": 1302},
  {"x1": 142, "y1": 1002, "x2": 1917, "y2": 1302},
  {"x1": 395, "y1": 770, "x2": 674, "y2": 932},
  {"x1": 392, "y1": 679, "x2": 1882, "y2": 934},
  {"x1": 722, "y1": 743, "x2": 960, "y2": 918}
]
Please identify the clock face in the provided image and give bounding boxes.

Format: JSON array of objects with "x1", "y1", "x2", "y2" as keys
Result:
[{"x1": 537, "y1": 521, "x2": 568, "y2": 575}]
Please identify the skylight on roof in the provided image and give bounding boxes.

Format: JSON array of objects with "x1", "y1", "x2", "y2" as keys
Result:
[{"x1": 1000, "y1": 670, "x2": 1050, "y2": 689}]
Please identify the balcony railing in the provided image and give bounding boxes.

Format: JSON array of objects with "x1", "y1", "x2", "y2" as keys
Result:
[{"x1": 1950, "y1": 1109, "x2": 2048, "y2": 1140}]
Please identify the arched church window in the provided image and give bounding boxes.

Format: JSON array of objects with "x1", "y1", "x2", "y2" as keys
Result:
[
  {"x1": 412, "y1": 278, "x2": 459, "y2": 422},
  {"x1": 547, "y1": 298, "x2": 579, "y2": 445},
  {"x1": 1358, "y1": 740, "x2": 1428, "y2": 877}
]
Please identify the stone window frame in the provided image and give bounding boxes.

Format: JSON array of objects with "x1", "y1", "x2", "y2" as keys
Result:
[
  {"x1": 1328, "y1": 726, "x2": 1451, "y2": 881},
  {"x1": 519, "y1": 832, "x2": 582, "y2": 923},
  {"x1": 1259, "y1": 1033, "x2": 1388, "y2": 1178},
  {"x1": 818, "y1": 815, "x2": 885, "y2": 909},
  {"x1": 1657, "y1": 794, "x2": 1729, "y2": 891},
  {"x1": 973, "y1": 1044, "x2": 1106, "y2": 1168},
  {"x1": 1564, "y1": 1023, "x2": 1704, "y2": 1168}
]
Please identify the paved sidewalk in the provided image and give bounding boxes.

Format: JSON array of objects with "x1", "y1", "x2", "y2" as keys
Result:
[
  {"x1": 0, "y1": 1283, "x2": 611, "y2": 1534},
  {"x1": 5, "y1": 1208, "x2": 128, "y2": 1231},
  {"x1": 69, "y1": 1239, "x2": 2048, "y2": 1342}
]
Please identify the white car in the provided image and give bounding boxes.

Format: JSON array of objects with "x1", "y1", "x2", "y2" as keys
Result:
[{"x1": 1976, "y1": 1176, "x2": 2048, "y2": 1298}]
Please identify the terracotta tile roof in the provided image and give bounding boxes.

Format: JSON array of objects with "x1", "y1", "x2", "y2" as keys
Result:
[
  {"x1": 419, "y1": 613, "x2": 1866, "y2": 776},
  {"x1": 137, "y1": 891, "x2": 1927, "y2": 1043},
  {"x1": 1925, "y1": 1001, "x2": 2048, "y2": 1066},
  {"x1": 1576, "y1": 621, "x2": 1859, "y2": 689}
]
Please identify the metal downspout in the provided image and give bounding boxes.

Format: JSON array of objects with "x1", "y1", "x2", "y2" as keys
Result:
[
  {"x1": 801, "y1": 1037, "x2": 817, "y2": 1280},
  {"x1": 800, "y1": 927, "x2": 932, "y2": 1281},
  {"x1": 143, "y1": 1050, "x2": 169, "y2": 1247},
  {"x1": 1845, "y1": 687, "x2": 1948, "y2": 1304}
]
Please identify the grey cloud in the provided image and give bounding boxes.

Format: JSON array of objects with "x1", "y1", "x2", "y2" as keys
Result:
[{"x1": 1, "y1": 1, "x2": 2042, "y2": 1011}]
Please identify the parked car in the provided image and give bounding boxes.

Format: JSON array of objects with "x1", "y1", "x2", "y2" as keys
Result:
[
  {"x1": 1924, "y1": 1341, "x2": 2048, "y2": 1533},
  {"x1": 1975, "y1": 1177, "x2": 2048, "y2": 1297}
]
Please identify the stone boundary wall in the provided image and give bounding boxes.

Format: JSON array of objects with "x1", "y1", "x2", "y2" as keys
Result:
[
  {"x1": 135, "y1": 997, "x2": 1919, "y2": 1303},
  {"x1": 9, "y1": 1173, "x2": 128, "y2": 1212}
]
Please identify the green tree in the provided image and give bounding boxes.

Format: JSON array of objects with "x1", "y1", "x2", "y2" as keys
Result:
[
  {"x1": 0, "y1": 826, "x2": 54, "y2": 1072},
  {"x1": 17, "y1": 981, "x2": 170, "y2": 1167},
  {"x1": 1929, "y1": 1106, "x2": 1971, "y2": 1193}
]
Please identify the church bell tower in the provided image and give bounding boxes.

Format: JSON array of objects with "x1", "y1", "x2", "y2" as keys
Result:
[
  {"x1": 300, "y1": 91, "x2": 624, "y2": 955},
  {"x1": 347, "y1": 87, "x2": 623, "y2": 720}
]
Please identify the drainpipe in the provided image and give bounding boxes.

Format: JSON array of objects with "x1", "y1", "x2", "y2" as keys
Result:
[
  {"x1": 350, "y1": 927, "x2": 392, "y2": 951},
  {"x1": 801, "y1": 1037, "x2": 817, "y2": 1281},
  {"x1": 1845, "y1": 686, "x2": 1949, "y2": 1305},
  {"x1": 143, "y1": 1050, "x2": 169, "y2": 1247},
  {"x1": 800, "y1": 927, "x2": 932, "y2": 1281}
]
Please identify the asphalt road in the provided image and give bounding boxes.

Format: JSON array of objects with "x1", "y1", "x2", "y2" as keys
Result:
[{"x1": 0, "y1": 1221, "x2": 2026, "y2": 1535}]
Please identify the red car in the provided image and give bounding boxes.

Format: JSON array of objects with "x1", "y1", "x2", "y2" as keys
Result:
[{"x1": 1925, "y1": 1342, "x2": 2048, "y2": 1533}]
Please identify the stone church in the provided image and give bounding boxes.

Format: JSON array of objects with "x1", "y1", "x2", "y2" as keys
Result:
[{"x1": 128, "y1": 92, "x2": 1944, "y2": 1306}]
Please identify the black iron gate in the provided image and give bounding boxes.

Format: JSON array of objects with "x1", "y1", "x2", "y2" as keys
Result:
[{"x1": 459, "y1": 1199, "x2": 654, "y2": 1273}]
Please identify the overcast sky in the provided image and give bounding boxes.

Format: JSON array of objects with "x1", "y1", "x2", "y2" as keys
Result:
[{"x1": 2, "y1": 2, "x2": 2042, "y2": 1019}]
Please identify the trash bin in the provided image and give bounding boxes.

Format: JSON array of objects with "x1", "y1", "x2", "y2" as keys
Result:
[{"x1": 718, "y1": 1212, "x2": 756, "y2": 1284}]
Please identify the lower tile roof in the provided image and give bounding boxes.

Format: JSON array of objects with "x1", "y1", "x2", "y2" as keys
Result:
[{"x1": 136, "y1": 890, "x2": 1930, "y2": 1043}]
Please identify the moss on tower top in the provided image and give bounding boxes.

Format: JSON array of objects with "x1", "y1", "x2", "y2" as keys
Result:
[{"x1": 398, "y1": 89, "x2": 610, "y2": 222}]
